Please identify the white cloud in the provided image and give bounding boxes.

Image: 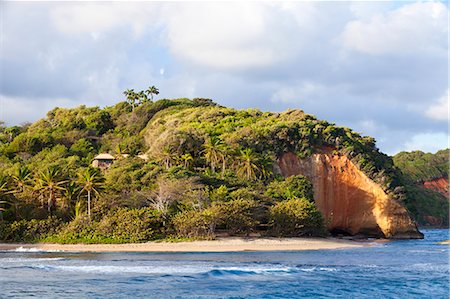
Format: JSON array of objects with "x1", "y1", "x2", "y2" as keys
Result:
[
  {"x1": 426, "y1": 89, "x2": 449, "y2": 121},
  {"x1": 161, "y1": 2, "x2": 317, "y2": 70},
  {"x1": 270, "y1": 81, "x2": 326, "y2": 104},
  {"x1": 339, "y1": 2, "x2": 448, "y2": 55},
  {"x1": 404, "y1": 132, "x2": 449, "y2": 153},
  {"x1": 49, "y1": 3, "x2": 160, "y2": 38},
  {"x1": 0, "y1": 94, "x2": 76, "y2": 125}
]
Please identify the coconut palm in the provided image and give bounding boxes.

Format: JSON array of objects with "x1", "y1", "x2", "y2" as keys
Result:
[
  {"x1": 12, "y1": 166, "x2": 32, "y2": 194},
  {"x1": 0, "y1": 178, "x2": 11, "y2": 220},
  {"x1": 156, "y1": 146, "x2": 177, "y2": 170},
  {"x1": 37, "y1": 167, "x2": 67, "y2": 213},
  {"x1": 235, "y1": 148, "x2": 260, "y2": 181},
  {"x1": 203, "y1": 136, "x2": 225, "y2": 173},
  {"x1": 258, "y1": 154, "x2": 274, "y2": 180},
  {"x1": 62, "y1": 181, "x2": 79, "y2": 211},
  {"x1": 123, "y1": 89, "x2": 138, "y2": 110},
  {"x1": 77, "y1": 168, "x2": 104, "y2": 220},
  {"x1": 145, "y1": 85, "x2": 159, "y2": 101},
  {"x1": 137, "y1": 90, "x2": 148, "y2": 105},
  {"x1": 180, "y1": 153, "x2": 193, "y2": 169}
]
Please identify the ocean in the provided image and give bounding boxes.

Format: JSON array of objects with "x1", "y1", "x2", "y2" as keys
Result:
[{"x1": 0, "y1": 229, "x2": 448, "y2": 298}]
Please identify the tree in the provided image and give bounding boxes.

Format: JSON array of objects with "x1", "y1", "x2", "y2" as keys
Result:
[
  {"x1": 0, "y1": 177, "x2": 12, "y2": 220},
  {"x1": 156, "y1": 146, "x2": 177, "y2": 170},
  {"x1": 77, "y1": 168, "x2": 104, "y2": 220},
  {"x1": 37, "y1": 167, "x2": 67, "y2": 213},
  {"x1": 269, "y1": 197, "x2": 325, "y2": 236},
  {"x1": 62, "y1": 181, "x2": 79, "y2": 212},
  {"x1": 137, "y1": 91, "x2": 148, "y2": 105},
  {"x1": 235, "y1": 148, "x2": 260, "y2": 180},
  {"x1": 123, "y1": 89, "x2": 139, "y2": 110},
  {"x1": 12, "y1": 166, "x2": 32, "y2": 194},
  {"x1": 145, "y1": 85, "x2": 159, "y2": 101},
  {"x1": 180, "y1": 153, "x2": 193, "y2": 169},
  {"x1": 203, "y1": 136, "x2": 225, "y2": 173}
]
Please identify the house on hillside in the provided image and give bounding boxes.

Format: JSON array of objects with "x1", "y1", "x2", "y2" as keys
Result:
[{"x1": 92, "y1": 153, "x2": 116, "y2": 169}]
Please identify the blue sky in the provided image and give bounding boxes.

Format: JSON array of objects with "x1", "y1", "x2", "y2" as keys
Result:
[{"x1": 0, "y1": 1, "x2": 448, "y2": 155}]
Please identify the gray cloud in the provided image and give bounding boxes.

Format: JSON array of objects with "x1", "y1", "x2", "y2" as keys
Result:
[{"x1": 0, "y1": 1, "x2": 447, "y2": 155}]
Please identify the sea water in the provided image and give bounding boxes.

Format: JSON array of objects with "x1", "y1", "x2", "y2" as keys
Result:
[{"x1": 0, "y1": 229, "x2": 448, "y2": 298}]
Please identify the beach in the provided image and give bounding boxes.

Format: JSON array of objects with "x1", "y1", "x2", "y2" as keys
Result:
[{"x1": 0, "y1": 237, "x2": 364, "y2": 252}]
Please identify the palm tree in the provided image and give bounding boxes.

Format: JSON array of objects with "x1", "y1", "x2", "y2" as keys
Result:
[
  {"x1": 203, "y1": 136, "x2": 225, "y2": 173},
  {"x1": 77, "y1": 168, "x2": 104, "y2": 220},
  {"x1": 137, "y1": 90, "x2": 148, "y2": 105},
  {"x1": 235, "y1": 148, "x2": 260, "y2": 181},
  {"x1": 258, "y1": 154, "x2": 273, "y2": 180},
  {"x1": 38, "y1": 167, "x2": 67, "y2": 213},
  {"x1": 156, "y1": 146, "x2": 176, "y2": 170},
  {"x1": 145, "y1": 85, "x2": 159, "y2": 101},
  {"x1": 123, "y1": 89, "x2": 138, "y2": 110},
  {"x1": 12, "y1": 166, "x2": 32, "y2": 194},
  {"x1": 0, "y1": 178, "x2": 11, "y2": 220},
  {"x1": 180, "y1": 153, "x2": 193, "y2": 169},
  {"x1": 62, "y1": 181, "x2": 79, "y2": 211}
]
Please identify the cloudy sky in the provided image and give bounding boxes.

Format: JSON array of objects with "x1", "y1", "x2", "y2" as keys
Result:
[{"x1": 0, "y1": 1, "x2": 448, "y2": 155}]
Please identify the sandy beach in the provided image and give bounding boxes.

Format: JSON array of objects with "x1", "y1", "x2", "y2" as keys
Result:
[{"x1": 0, "y1": 237, "x2": 364, "y2": 252}]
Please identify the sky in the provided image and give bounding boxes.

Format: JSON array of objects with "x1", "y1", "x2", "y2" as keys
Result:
[{"x1": 0, "y1": 1, "x2": 448, "y2": 155}]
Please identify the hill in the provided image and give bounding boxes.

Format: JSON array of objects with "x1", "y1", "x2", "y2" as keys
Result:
[
  {"x1": 393, "y1": 150, "x2": 449, "y2": 227},
  {"x1": 0, "y1": 98, "x2": 422, "y2": 242}
]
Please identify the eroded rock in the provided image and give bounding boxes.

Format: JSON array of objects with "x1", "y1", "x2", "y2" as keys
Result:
[{"x1": 275, "y1": 150, "x2": 423, "y2": 239}]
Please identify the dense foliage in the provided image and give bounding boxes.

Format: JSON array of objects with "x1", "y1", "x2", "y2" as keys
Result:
[
  {"x1": 0, "y1": 95, "x2": 439, "y2": 242},
  {"x1": 393, "y1": 150, "x2": 449, "y2": 226},
  {"x1": 393, "y1": 150, "x2": 448, "y2": 182}
]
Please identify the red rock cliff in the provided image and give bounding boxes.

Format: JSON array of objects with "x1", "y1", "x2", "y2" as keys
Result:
[
  {"x1": 275, "y1": 151, "x2": 422, "y2": 239},
  {"x1": 422, "y1": 177, "x2": 449, "y2": 198}
]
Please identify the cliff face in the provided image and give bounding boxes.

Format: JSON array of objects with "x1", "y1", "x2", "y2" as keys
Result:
[
  {"x1": 422, "y1": 177, "x2": 449, "y2": 198},
  {"x1": 275, "y1": 150, "x2": 423, "y2": 239}
]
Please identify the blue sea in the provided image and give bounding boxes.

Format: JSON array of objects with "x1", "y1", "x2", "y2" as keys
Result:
[{"x1": 0, "y1": 229, "x2": 448, "y2": 298}]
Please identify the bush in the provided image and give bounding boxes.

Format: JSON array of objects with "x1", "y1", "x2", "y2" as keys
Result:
[
  {"x1": 213, "y1": 199, "x2": 260, "y2": 235},
  {"x1": 269, "y1": 198, "x2": 326, "y2": 237},
  {"x1": 266, "y1": 175, "x2": 314, "y2": 202},
  {"x1": 96, "y1": 207, "x2": 163, "y2": 242},
  {"x1": 172, "y1": 209, "x2": 218, "y2": 238},
  {"x1": 0, "y1": 217, "x2": 62, "y2": 242}
]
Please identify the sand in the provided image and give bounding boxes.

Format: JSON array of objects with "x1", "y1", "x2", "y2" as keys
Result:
[{"x1": 0, "y1": 237, "x2": 364, "y2": 252}]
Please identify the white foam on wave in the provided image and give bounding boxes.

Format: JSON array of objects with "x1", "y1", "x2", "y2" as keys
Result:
[
  {"x1": 9, "y1": 246, "x2": 62, "y2": 253},
  {"x1": 43, "y1": 264, "x2": 295, "y2": 275},
  {"x1": 299, "y1": 267, "x2": 338, "y2": 272},
  {"x1": 1, "y1": 257, "x2": 65, "y2": 263}
]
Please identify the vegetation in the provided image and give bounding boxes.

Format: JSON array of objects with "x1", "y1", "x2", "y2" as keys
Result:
[
  {"x1": 393, "y1": 150, "x2": 449, "y2": 226},
  {"x1": 393, "y1": 150, "x2": 448, "y2": 182},
  {"x1": 0, "y1": 90, "x2": 442, "y2": 243}
]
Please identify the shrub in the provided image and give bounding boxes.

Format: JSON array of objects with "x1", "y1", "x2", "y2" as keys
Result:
[
  {"x1": 96, "y1": 207, "x2": 163, "y2": 242},
  {"x1": 266, "y1": 175, "x2": 314, "y2": 202},
  {"x1": 213, "y1": 199, "x2": 260, "y2": 235},
  {"x1": 172, "y1": 209, "x2": 218, "y2": 238},
  {"x1": 269, "y1": 198, "x2": 326, "y2": 237},
  {"x1": 0, "y1": 217, "x2": 62, "y2": 242}
]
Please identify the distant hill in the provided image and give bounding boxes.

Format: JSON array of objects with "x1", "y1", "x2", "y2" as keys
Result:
[{"x1": 393, "y1": 150, "x2": 449, "y2": 227}]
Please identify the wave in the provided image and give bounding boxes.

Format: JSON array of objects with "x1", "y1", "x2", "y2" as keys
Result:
[
  {"x1": 1, "y1": 257, "x2": 66, "y2": 263},
  {"x1": 5, "y1": 246, "x2": 62, "y2": 253},
  {"x1": 28, "y1": 264, "x2": 341, "y2": 276}
]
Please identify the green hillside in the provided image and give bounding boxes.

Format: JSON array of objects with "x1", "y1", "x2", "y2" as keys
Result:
[
  {"x1": 0, "y1": 97, "x2": 417, "y2": 242},
  {"x1": 393, "y1": 150, "x2": 448, "y2": 182},
  {"x1": 393, "y1": 150, "x2": 449, "y2": 227}
]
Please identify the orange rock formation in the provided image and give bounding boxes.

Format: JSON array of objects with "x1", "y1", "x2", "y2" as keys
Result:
[
  {"x1": 275, "y1": 150, "x2": 423, "y2": 239},
  {"x1": 422, "y1": 177, "x2": 449, "y2": 198}
]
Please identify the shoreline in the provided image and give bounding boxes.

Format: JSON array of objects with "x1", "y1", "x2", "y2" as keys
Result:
[{"x1": 0, "y1": 237, "x2": 365, "y2": 253}]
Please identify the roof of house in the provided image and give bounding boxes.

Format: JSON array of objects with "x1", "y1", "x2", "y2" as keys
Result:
[{"x1": 93, "y1": 153, "x2": 116, "y2": 160}]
